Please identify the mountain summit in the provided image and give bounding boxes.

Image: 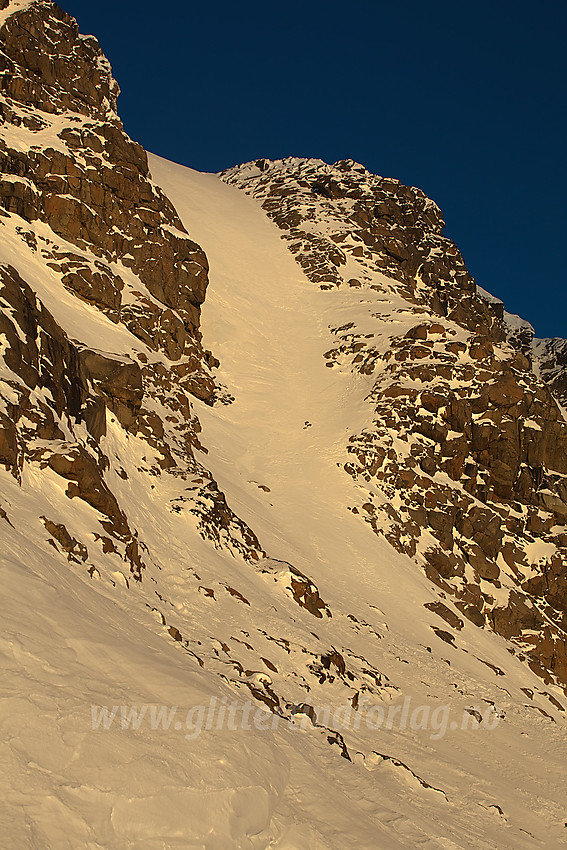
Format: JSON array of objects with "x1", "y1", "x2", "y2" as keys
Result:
[{"x1": 1, "y1": 2, "x2": 567, "y2": 848}]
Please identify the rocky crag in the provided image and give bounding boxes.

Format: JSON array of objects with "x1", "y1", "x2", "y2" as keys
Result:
[{"x1": 0, "y1": 0, "x2": 231, "y2": 572}]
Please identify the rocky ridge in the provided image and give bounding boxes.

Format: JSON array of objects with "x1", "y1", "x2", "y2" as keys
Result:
[
  {"x1": 0, "y1": 0, "x2": 226, "y2": 573},
  {"x1": 533, "y1": 336, "x2": 567, "y2": 410}
]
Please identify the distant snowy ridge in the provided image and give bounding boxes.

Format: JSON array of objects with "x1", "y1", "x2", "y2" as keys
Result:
[{"x1": 477, "y1": 283, "x2": 567, "y2": 405}]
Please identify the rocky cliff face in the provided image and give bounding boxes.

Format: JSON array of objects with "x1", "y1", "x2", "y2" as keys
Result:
[
  {"x1": 223, "y1": 157, "x2": 567, "y2": 687},
  {"x1": 0, "y1": 0, "x2": 251, "y2": 576},
  {"x1": 533, "y1": 336, "x2": 567, "y2": 410},
  {"x1": 0, "y1": 1, "x2": 211, "y2": 359}
]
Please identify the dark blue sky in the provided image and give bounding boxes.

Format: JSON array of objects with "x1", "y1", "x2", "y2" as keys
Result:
[{"x1": 62, "y1": 0, "x2": 566, "y2": 338}]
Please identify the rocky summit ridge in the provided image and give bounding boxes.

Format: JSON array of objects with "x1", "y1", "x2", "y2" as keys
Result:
[{"x1": 2, "y1": 2, "x2": 567, "y2": 848}]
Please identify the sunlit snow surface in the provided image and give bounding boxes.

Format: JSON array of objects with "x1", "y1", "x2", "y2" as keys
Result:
[{"x1": 1, "y1": 154, "x2": 566, "y2": 848}]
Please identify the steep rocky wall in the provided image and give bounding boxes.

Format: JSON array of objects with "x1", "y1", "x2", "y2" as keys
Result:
[
  {"x1": 0, "y1": 0, "x2": 208, "y2": 361},
  {"x1": 0, "y1": 0, "x2": 242, "y2": 574},
  {"x1": 533, "y1": 336, "x2": 567, "y2": 410},
  {"x1": 222, "y1": 157, "x2": 504, "y2": 334}
]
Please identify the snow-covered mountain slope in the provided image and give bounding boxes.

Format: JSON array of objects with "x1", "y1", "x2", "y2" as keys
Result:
[
  {"x1": 2, "y1": 149, "x2": 567, "y2": 850},
  {"x1": 2, "y1": 1, "x2": 567, "y2": 847}
]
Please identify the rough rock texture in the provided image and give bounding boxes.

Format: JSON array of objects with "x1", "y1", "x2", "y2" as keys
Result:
[
  {"x1": 0, "y1": 1, "x2": 253, "y2": 572},
  {"x1": 223, "y1": 157, "x2": 567, "y2": 689},
  {"x1": 533, "y1": 336, "x2": 567, "y2": 410},
  {"x1": 0, "y1": 0, "x2": 208, "y2": 360},
  {"x1": 223, "y1": 157, "x2": 487, "y2": 325}
]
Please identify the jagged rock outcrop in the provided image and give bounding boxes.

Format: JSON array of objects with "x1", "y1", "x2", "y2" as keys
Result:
[
  {"x1": 0, "y1": 262, "x2": 102, "y2": 464},
  {"x1": 0, "y1": 0, "x2": 237, "y2": 572},
  {"x1": 223, "y1": 157, "x2": 567, "y2": 689},
  {"x1": 223, "y1": 157, "x2": 501, "y2": 332},
  {"x1": 0, "y1": 0, "x2": 208, "y2": 361},
  {"x1": 533, "y1": 336, "x2": 567, "y2": 410}
]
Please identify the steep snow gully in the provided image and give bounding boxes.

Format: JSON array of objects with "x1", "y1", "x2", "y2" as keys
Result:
[{"x1": 148, "y1": 155, "x2": 567, "y2": 849}]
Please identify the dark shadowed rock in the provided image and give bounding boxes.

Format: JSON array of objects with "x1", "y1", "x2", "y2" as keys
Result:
[{"x1": 79, "y1": 349, "x2": 143, "y2": 431}]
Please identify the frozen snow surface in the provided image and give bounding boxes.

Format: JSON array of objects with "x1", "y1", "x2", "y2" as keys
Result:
[{"x1": 1, "y1": 152, "x2": 566, "y2": 849}]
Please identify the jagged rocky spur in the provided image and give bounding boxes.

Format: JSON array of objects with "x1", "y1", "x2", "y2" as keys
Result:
[{"x1": 0, "y1": 0, "x2": 223, "y2": 574}]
